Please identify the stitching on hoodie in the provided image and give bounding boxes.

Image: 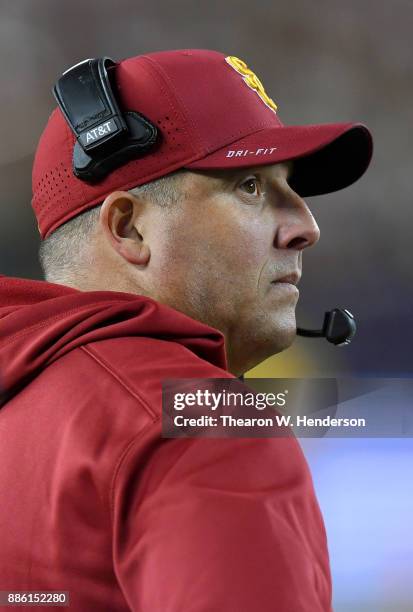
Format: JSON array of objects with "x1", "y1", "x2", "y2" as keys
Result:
[
  {"x1": 80, "y1": 344, "x2": 157, "y2": 421},
  {"x1": 108, "y1": 416, "x2": 160, "y2": 530}
]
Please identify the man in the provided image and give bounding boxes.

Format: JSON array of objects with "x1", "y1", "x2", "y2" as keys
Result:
[{"x1": 0, "y1": 50, "x2": 372, "y2": 610}]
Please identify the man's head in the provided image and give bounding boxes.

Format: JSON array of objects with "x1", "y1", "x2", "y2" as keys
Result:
[
  {"x1": 40, "y1": 161, "x2": 318, "y2": 374},
  {"x1": 34, "y1": 49, "x2": 372, "y2": 374}
]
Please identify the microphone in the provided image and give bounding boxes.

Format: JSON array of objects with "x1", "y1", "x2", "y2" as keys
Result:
[{"x1": 297, "y1": 308, "x2": 356, "y2": 346}]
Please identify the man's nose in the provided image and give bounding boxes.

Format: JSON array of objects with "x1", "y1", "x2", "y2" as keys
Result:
[{"x1": 274, "y1": 188, "x2": 320, "y2": 250}]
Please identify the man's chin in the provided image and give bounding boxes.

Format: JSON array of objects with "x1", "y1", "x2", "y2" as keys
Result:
[
  {"x1": 226, "y1": 315, "x2": 297, "y2": 375},
  {"x1": 249, "y1": 317, "x2": 297, "y2": 364},
  {"x1": 267, "y1": 309, "x2": 298, "y2": 350},
  {"x1": 271, "y1": 325, "x2": 297, "y2": 353}
]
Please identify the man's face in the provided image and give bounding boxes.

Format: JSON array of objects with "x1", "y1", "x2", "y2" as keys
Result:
[{"x1": 143, "y1": 162, "x2": 320, "y2": 373}]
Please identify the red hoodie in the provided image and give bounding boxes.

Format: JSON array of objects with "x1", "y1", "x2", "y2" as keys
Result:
[{"x1": 0, "y1": 275, "x2": 332, "y2": 611}]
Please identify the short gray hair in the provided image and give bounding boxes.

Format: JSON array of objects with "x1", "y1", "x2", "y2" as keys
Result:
[{"x1": 38, "y1": 170, "x2": 186, "y2": 284}]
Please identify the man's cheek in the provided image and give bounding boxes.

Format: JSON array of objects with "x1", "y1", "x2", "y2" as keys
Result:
[{"x1": 231, "y1": 241, "x2": 267, "y2": 277}]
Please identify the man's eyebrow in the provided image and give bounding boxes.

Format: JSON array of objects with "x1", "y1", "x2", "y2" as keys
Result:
[
  {"x1": 204, "y1": 162, "x2": 294, "y2": 188},
  {"x1": 218, "y1": 169, "x2": 246, "y2": 184},
  {"x1": 223, "y1": 162, "x2": 294, "y2": 182}
]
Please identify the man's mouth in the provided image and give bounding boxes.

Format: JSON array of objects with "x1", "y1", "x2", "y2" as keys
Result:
[{"x1": 272, "y1": 272, "x2": 301, "y2": 285}]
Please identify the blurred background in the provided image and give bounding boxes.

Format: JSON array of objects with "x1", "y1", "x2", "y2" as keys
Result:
[{"x1": 0, "y1": 0, "x2": 411, "y2": 609}]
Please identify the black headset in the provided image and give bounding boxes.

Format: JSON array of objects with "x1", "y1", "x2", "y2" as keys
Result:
[
  {"x1": 53, "y1": 57, "x2": 158, "y2": 182},
  {"x1": 297, "y1": 308, "x2": 356, "y2": 346},
  {"x1": 53, "y1": 57, "x2": 357, "y2": 347}
]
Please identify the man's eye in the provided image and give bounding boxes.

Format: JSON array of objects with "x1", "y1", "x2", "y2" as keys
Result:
[{"x1": 240, "y1": 177, "x2": 259, "y2": 195}]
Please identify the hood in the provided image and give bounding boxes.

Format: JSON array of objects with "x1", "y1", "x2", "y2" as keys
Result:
[{"x1": 0, "y1": 275, "x2": 227, "y2": 408}]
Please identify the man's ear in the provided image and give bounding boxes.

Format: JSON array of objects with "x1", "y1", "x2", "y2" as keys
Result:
[{"x1": 99, "y1": 191, "x2": 150, "y2": 266}]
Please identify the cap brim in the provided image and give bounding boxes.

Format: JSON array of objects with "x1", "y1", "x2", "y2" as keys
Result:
[{"x1": 185, "y1": 122, "x2": 373, "y2": 197}]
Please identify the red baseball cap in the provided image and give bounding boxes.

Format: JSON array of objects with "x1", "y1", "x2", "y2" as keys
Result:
[{"x1": 32, "y1": 49, "x2": 373, "y2": 239}]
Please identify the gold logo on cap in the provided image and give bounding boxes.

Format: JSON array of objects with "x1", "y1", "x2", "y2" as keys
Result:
[{"x1": 225, "y1": 56, "x2": 277, "y2": 114}]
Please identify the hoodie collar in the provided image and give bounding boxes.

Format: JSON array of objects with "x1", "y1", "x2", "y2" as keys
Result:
[{"x1": 0, "y1": 275, "x2": 228, "y2": 407}]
